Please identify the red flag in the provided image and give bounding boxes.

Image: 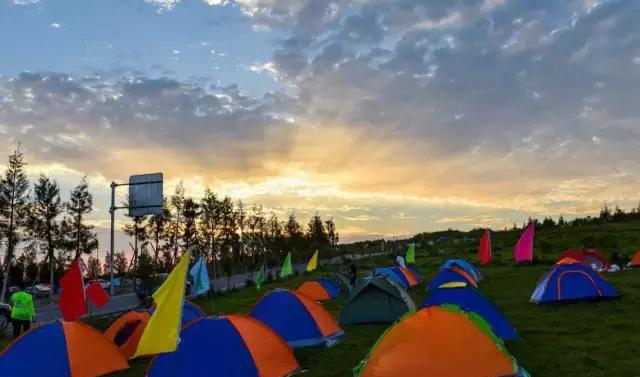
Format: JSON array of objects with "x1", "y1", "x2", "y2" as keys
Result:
[
  {"x1": 479, "y1": 229, "x2": 492, "y2": 265},
  {"x1": 58, "y1": 259, "x2": 87, "y2": 321},
  {"x1": 86, "y1": 280, "x2": 110, "y2": 308}
]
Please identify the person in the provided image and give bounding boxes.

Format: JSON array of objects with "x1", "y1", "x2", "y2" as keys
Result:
[
  {"x1": 349, "y1": 261, "x2": 357, "y2": 286},
  {"x1": 10, "y1": 283, "x2": 35, "y2": 338},
  {"x1": 395, "y1": 253, "x2": 406, "y2": 268}
]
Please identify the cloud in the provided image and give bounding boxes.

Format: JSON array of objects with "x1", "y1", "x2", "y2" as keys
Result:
[
  {"x1": 50, "y1": 23, "x2": 63, "y2": 29},
  {"x1": 12, "y1": 0, "x2": 39, "y2": 5},
  {"x1": 144, "y1": 0, "x2": 180, "y2": 13}
]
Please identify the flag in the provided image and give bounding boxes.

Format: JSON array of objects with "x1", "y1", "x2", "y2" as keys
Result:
[
  {"x1": 307, "y1": 250, "x2": 318, "y2": 272},
  {"x1": 86, "y1": 280, "x2": 110, "y2": 308},
  {"x1": 133, "y1": 251, "x2": 190, "y2": 358},
  {"x1": 406, "y1": 243, "x2": 416, "y2": 264},
  {"x1": 479, "y1": 230, "x2": 492, "y2": 265},
  {"x1": 280, "y1": 252, "x2": 292, "y2": 278},
  {"x1": 255, "y1": 265, "x2": 265, "y2": 290},
  {"x1": 189, "y1": 257, "x2": 210, "y2": 297},
  {"x1": 59, "y1": 259, "x2": 87, "y2": 321},
  {"x1": 514, "y1": 223, "x2": 535, "y2": 263}
]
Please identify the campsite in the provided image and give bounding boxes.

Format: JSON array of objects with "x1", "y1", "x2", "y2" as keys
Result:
[{"x1": 1, "y1": 220, "x2": 639, "y2": 376}]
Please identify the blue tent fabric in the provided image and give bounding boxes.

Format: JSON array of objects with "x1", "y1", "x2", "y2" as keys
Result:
[
  {"x1": 440, "y1": 259, "x2": 483, "y2": 282},
  {"x1": 250, "y1": 289, "x2": 342, "y2": 348},
  {"x1": 422, "y1": 287, "x2": 518, "y2": 341},
  {"x1": 148, "y1": 318, "x2": 258, "y2": 377},
  {"x1": 0, "y1": 322, "x2": 70, "y2": 377},
  {"x1": 427, "y1": 269, "x2": 474, "y2": 291},
  {"x1": 370, "y1": 267, "x2": 410, "y2": 289},
  {"x1": 149, "y1": 300, "x2": 206, "y2": 326},
  {"x1": 316, "y1": 279, "x2": 340, "y2": 299},
  {"x1": 531, "y1": 263, "x2": 619, "y2": 303}
]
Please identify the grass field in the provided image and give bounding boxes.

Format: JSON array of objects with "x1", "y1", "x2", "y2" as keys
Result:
[{"x1": 2, "y1": 221, "x2": 640, "y2": 376}]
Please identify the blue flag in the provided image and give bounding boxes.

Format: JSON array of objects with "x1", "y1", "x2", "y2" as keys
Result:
[{"x1": 189, "y1": 257, "x2": 211, "y2": 296}]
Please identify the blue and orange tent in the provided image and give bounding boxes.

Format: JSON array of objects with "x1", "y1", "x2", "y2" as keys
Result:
[
  {"x1": 531, "y1": 263, "x2": 619, "y2": 303},
  {"x1": 370, "y1": 267, "x2": 411, "y2": 289},
  {"x1": 0, "y1": 321, "x2": 129, "y2": 377},
  {"x1": 354, "y1": 306, "x2": 529, "y2": 377},
  {"x1": 296, "y1": 278, "x2": 340, "y2": 301},
  {"x1": 250, "y1": 289, "x2": 344, "y2": 348},
  {"x1": 149, "y1": 300, "x2": 206, "y2": 326},
  {"x1": 406, "y1": 265, "x2": 424, "y2": 282},
  {"x1": 148, "y1": 315, "x2": 299, "y2": 377},
  {"x1": 104, "y1": 310, "x2": 150, "y2": 359},
  {"x1": 440, "y1": 259, "x2": 483, "y2": 282},
  {"x1": 427, "y1": 268, "x2": 478, "y2": 291},
  {"x1": 422, "y1": 285, "x2": 518, "y2": 341}
]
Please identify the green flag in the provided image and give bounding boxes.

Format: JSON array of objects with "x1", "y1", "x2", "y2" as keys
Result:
[
  {"x1": 406, "y1": 243, "x2": 416, "y2": 264},
  {"x1": 280, "y1": 252, "x2": 293, "y2": 278},
  {"x1": 255, "y1": 265, "x2": 265, "y2": 290}
]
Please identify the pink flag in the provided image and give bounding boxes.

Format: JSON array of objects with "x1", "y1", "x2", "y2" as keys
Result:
[
  {"x1": 479, "y1": 230, "x2": 492, "y2": 265},
  {"x1": 514, "y1": 223, "x2": 535, "y2": 263}
]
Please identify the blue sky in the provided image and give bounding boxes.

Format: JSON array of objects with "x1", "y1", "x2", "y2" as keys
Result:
[{"x1": 1, "y1": 0, "x2": 640, "y2": 251}]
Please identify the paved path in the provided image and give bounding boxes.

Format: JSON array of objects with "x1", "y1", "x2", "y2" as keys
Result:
[{"x1": 33, "y1": 252, "x2": 384, "y2": 322}]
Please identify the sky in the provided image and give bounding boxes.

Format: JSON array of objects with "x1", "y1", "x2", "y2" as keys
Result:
[{"x1": 1, "y1": 0, "x2": 640, "y2": 251}]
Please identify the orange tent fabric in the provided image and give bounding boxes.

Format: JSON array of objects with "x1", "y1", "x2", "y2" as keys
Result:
[
  {"x1": 296, "y1": 281, "x2": 331, "y2": 301},
  {"x1": 292, "y1": 291, "x2": 342, "y2": 337},
  {"x1": 227, "y1": 314, "x2": 299, "y2": 377},
  {"x1": 64, "y1": 321, "x2": 129, "y2": 377},
  {"x1": 104, "y1": 311, "x2": 150, "y2": 359},
  {"x1": 356, "y1": 307, "x2": 518, "y2": 377},
  {"x1": 450, "y1": 266, "x2": 478, "y2": 288},
  {"x1": 630, "y1": 250, "x2": 640, "y2": 267},
  {"x1": 555, "y1": 257, "x2": 581, "y2": 265},
  {"x1": 398, "y1": 267, "x2": 420, "y2": 287}
]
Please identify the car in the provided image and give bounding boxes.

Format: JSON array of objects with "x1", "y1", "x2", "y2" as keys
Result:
[{"x1": 25, "y1": 284, "x2": 52, "y2": 299}]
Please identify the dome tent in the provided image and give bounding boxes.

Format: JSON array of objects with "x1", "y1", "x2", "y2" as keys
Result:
[
  {"x1": 354, "y1": 306, "x2": 529, "y2": 377},
  {"x1": 104, "y1": 310, "x2": 150, "y2": 359},
  {"x1": 369, "y1": 267, "x2": 410, "y2": 289},
  {"x1": 339, "y1": 276, "x2": 415, "y2": 325},
  {"x1": 0, "y1": 321, "x2": 129, "y2": 377},
  {"x1": 251, "y1": 289, "x2": 344, "y2": 348},
  {"x1": 558, "y1": 249, "x2": 610, "y2": 270},
  {"x1": 148, "y1": 315, "x2": 299, "y2": 377},
  {"x1": 148, "y1": 300, "x2": 206, "y2": 327},
  {"x1": 440, "y1": 259, "x2": 483, "y2": 282},
  {"x1": 422, "y1": 285, "x2": 518, "y2": 341},
  {"x1": 427, "y1": 268, "x2": 478, "y2": 291},
  {"x1": 296, "y1": 279, "x2": 341, "y2": 301},
  {"x1": 531, "y1": 263, "x2": 619, "y2": 304}
]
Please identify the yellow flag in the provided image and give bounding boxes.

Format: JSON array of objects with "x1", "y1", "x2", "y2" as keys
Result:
[
  {"x1": 133, "y1": 251, "x2": 190, "y2": 358},
  {"x1": 307, "y1": 250, "x2": 318, "y2": 272}
]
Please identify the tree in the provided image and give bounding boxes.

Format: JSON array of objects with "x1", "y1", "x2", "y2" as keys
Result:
[
  {"x1": 307, "y1": 213, "x2": 329, "y2": 249},
  {"x1": 28, "y1": 175, "x2": 63, "y2": 303},
  {"x1": 114, "y1": 251, "x2": 128, "y2": 277},
  {"x1": 0, "y1": 147, "x2": 30, "y2": 301},
  {"x1": 86, "y1": 255, "x2": 102, "y2": 278},
  {"x1": 181, "y1": 197, "x2": 199, "y2": 254},
  {"x1": 199, "y1": 188, "x2": 221, "y2": 280},
  {"x1": 558, "y1": 216, "x2": 566, "y2": 227},
  {"x1": 325, "y1": 218, "x2": 339, "y2": 247},
  {"x1": 600, "y1": 204, "x2": 612, "y2": 223},
  {"x1": 146, "y1": 199, "x2": 170, "y2": 268},
  {"x1": 65, "y1": 177, "x2": 98, "y2": 259},
  {"x1": 169, "y1": 181, "x2": 186, "y2": 263}
]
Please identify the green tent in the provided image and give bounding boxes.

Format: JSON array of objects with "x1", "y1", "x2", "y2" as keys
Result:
[
  {"x1": 339, "y1": 276, "x2": 416, "y2": 325},
  {"x1": 327, "y1": 272, "x2": 352, "y2": 294}
]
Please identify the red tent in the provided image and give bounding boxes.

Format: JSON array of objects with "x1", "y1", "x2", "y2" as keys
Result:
[{"x1": 558, "y1": 249, "x2": 610, "y2": 269}]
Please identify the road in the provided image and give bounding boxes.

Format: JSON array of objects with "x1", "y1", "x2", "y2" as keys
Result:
[{"x1": 33, "y1": 252, "x2": 383, "y2": 322}]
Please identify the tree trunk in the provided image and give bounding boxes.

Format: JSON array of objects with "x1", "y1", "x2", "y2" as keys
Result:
[{"x1": 49, "y1": 252, "x2": 55, "y2": 304}]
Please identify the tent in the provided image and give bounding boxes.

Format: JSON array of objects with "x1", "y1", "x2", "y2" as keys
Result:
[
  {"x1": 421, "y1": 286, "x2": 518, "y2": 341},
  {"x1": 104, "y1": 310, "x2": 150, "y2": 359},
  {"x1": 629, "y1": 250, "x2": 640, "y2": 267},
  {"x1": 250, "y1": 289, "x2": 344, "y2": 348},
  {"x1": 427, "y1": 268, "x2": 478, "y2": 291},
  {"x1": 354, "y1": 306, "x2": 529, "y2": 377},
  {"x1": 327, "y1": 271, "x2": 352, "y2": 291},
  {"x1": 296, "y1": 279, "x2": 340, "y2": 301},
  {"x1": 148, "y1": 315, "x2": 299, "y2": 377},
  {"x1": 397, "y1": 266, "x2": 420, "y2": 287},
  {"x1": 406, "y1": 265, "x2": 424, "y2": 281},
  {"x1": 531, "y1": 263, "x2": 619, "y2": 304},
  {"x1": 149, "y1": 300, "x2": 206, "y2": 326},
  {"x1": 0, "y1": 321, "x2": 129, "y2": 377},
  {"x1": 339, "y1": 276, "x2": 416, "y2": 325},
  {"x1": 555, "y1": 257, "x2": 581, "y2": 265},
  {"x1": 440, "y1": 259, "x2": 483, "y2": 282},
  {"x1": 369, "y1": 267, "x2": 410, "y2": 289},
  {"x1": 559, "y1": 249, "x2": 610, "y2": 270}
]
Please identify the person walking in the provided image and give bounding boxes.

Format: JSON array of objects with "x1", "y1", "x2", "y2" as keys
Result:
[{"x1": 10, "y1": 283, "x2": 35, "y2": 338}]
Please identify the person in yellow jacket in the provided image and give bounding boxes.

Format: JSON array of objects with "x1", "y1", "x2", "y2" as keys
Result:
[{"x1": 10, "y1": 283, "x2": 35, "y2": 338}]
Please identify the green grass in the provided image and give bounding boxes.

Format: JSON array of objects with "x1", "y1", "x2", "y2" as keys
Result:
[{"x1": 3, "y1": 221, "x2": 640, "y2": 376}]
